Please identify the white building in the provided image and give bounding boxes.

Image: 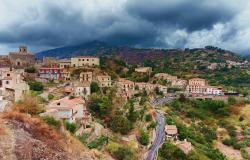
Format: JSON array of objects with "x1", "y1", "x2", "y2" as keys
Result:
[
  {"x1": 0, "y1": 69, "x2": 29, "y2": 102},
  {"x1": 73, "y1": 82, "x2": 91, "y2": 99},
  {"x1": 206, "y1": 86, "x2": 223, "y2": 95},
  {"x1": 45, "y1": 97, "x2": 86, "y2": 123}
]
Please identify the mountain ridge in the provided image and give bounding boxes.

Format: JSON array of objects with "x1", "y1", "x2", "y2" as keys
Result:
[{"x1": 36, "y1": 41, "x2": 244, "y2": 64}]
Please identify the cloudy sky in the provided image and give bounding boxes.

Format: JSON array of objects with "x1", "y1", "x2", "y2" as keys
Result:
[{"x1": 0, "y1": 0, "x2": 250, "y2": 54}]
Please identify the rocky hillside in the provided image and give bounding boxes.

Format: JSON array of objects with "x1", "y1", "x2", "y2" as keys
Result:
[{"x1": 0, "y1": 112, "x2": 102, "y2": 160}]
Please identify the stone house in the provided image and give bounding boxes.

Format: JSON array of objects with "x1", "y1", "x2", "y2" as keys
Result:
[
  {"x1": 165, "y1": 125, "x2": 178, "y2": 140},
  {"x1": 96, "y1": 75, "x2": 112, "y2": 87},
  {"x1": 80, "y1": 72, "x2": 93, "y2": 82},
  {"x1": 186, "y1": 78, "x2": 207, "y2": 94},
  {"x1": 71, "y1": 56, "x2": 99, "y2": 67},
  {"x1": 116, "y1": 78, "x2": 135, "y2": 92},
  {"x1": 0, "y1": 69, "x2": 29, "y2": 102},
  {"x1": 9, "y1": 46, "x2": 35, "y2": 68},
  {"x1": 73, "y1": 82, "x2": 91, "y2": 100},
  {"x1": 135, "y1": 67, "x2": 152, "y2": 74}
]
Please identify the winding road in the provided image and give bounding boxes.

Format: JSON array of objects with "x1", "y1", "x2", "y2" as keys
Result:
[{"x1": 144, "y1": 96, "x2": 175, "y2": 160}]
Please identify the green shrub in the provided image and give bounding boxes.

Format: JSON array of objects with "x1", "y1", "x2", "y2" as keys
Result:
[
  {"x1": 145, "y1": 114, "x2": 152, "y2": 122},
  {"x1": 78, "y1": 133, "x2": 90, "y2": 144},
  {"x1": 29, "y1": 81, "x2": 44, "y2": 91},
  {"x1": 158, "y1": 141, "x2": 186, "y2": 160},
  {"x1": 228, "y1": 96, "x2": 237, "y2": 105},
  {"x1": 87, "y1": 135, "x2": 108, "y2": 149},
  {"x1": 42, "y1": 116, "x2": 61, "y2": 127},
  {"x1": 64, "y1": 121, "x2": 77, "y2": 133},
  {"x1": 109, "y1": 115, "x2": 132, "y2": 134},
  {"x1": 48, "y1": 94, "x2": 54, "y2": 100},
  {"x1": 113, "y1": 146, "x2": 133, "y2": 160},
  {"x1": 147, "y1": 121, "x2": 157, "y2": 129},
  {"x1": 241, "y1": 149, "x2": 250, "y2": 159},
  {"x1": 90, "y1": 82, "x2": 100, "y2": 93},
  {"x1": 139, "y1": 129, "x2": 150, "y2": 145}
]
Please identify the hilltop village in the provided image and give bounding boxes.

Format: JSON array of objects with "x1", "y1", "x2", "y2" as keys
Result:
[{"x1": 1, "y1": 45, "x2": 250, "y2": 160}]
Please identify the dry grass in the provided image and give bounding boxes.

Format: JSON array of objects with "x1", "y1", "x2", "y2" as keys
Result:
[
  {"x1": 1, "y1": 112, "x2": 59, "y2": 140},
  {"x1": 226, "y1": 104, "x2": 250, "y2": 126},
  {"x1": 0, "y1": 127, "x2": 6, "y2": 135}
]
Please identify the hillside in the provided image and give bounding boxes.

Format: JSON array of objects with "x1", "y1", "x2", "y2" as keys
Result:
[
  {"x1": 36, "y1": 41, "x2": 244, "y2": 65},
  {"x1": 0, "y1": 112, "x2": 102, "y2": 160},
  {"x1": 36, "y1": 40, "x2": 118, "y2": 59}
]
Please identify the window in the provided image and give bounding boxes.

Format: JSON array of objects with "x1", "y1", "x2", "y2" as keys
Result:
[
  {"x1": 57, "y1": 102, "x2": 60, "y2": 105},
  {"x1": 87, "y1": 59, "x2": 89, "y2": 61},
  {"x1": 7, "y1": 73, "x2": 10, "y2": 76},
  {"x1": 6, "y1": 81, "x2": 9, "y2": 84}
]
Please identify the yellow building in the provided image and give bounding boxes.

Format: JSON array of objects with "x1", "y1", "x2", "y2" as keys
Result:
[
  {"x1": 96, "y1": 75, "x2": 112, "y2": 87},
  {"x1": 71, "y1": 56, "x2": 99, "y2": 67}
]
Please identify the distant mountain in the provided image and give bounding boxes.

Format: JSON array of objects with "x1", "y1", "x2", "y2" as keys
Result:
[
  {"x1": 36, "y1": 41, "x2": 244, "y2": 64},
  {"x1": 36, "y1": 40, "x2": 118, "y2": 59}
]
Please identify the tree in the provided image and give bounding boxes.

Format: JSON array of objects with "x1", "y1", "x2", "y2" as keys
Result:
[
  {"x1": 90, "y1": 82, "x2": 100, "y2": 93},
  {"x1": 109, "y1": 115, "x2": 132, "y2": 134},
  {"x1": 179, "y1": 94, "x2": 187, "y2": 102},
  {"x1": 126, "y1": 105, "x2": 139, "y2": 122},
  {"x1": 145, "y1": 114, "x2": 152, "y2": 122},
  {"x1": 29, "y1": 81, "x2": 44, "y2": 91},
  {"x1": 158, "y1": 141, "x2": 186, "y2": 160},
  {"x1": 139, "y1": 129, "x2": 150, "y2": 145},
  {"x1": 25, "y1": 66, "x2": 36, "y2": 73},
  {"x1": 88, "y1": 95, "x2": 111, "y2": 118}
]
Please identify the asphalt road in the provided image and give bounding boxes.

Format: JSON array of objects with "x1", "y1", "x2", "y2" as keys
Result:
[{"x1": 144, "y1": 96, "x2": 175, "y2": 160}]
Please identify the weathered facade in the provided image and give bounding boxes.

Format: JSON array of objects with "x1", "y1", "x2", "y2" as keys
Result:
[
  {"x1": 9, "y1": 46, "x2": 35, "y2": 68},
  {"x1": 71, "y1": 56, "x2": 99, "y2": 67}
]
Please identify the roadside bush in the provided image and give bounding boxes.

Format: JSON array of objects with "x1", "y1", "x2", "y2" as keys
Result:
[
  {"x1": 139, "y1": 129, "x2": 150, "y2": 146},
  {"x1": 145, "y1": 114, "x2": 152, "y2": 122},
  {"x1": 64, "y1": 121, "x2": 76, "y2": 134},
  {"x1": 42, "y1": 116, "x2": 61, "y2": 128},
  {"x1": 147, "y1": 121, "x2": 157, "y2": 129}
]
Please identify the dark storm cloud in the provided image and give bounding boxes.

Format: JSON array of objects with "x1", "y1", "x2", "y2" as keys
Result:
[
  {"x1": 0, "y1": 0, "x2": 249, "y2": 54},
  {"x1": 126, "y1": 0, "x2": 237, "y2": 31}
]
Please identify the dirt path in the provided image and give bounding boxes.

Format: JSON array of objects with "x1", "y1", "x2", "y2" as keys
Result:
[{"x1": 216, "y1": 142, "x2": 243, "y2": 160}]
